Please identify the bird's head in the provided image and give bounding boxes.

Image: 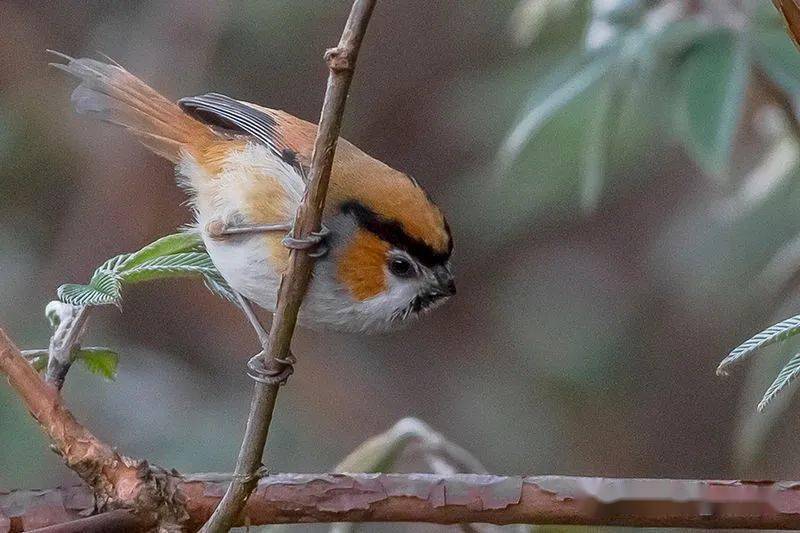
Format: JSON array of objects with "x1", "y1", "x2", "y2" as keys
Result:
[{"x1": 308, "y1": 168, "x2": 455, "y2": 333}]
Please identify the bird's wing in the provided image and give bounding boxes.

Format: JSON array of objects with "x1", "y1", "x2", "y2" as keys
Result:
[{"x1": 178, "y1": 93, "x2": 304, "y2": 172}]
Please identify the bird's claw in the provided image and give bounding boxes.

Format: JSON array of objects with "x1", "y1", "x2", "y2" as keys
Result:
[
  {"x1": 282, "y1": 225, "x2": 330, "y2": 258},
  {"x1": 246, "y1": 351, "x2": 295, "y2": 385}
]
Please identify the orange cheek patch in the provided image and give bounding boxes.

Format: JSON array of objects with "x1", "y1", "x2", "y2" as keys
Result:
[{"x1": 337, "y1": 230, "x2": 389, "y2": 301}]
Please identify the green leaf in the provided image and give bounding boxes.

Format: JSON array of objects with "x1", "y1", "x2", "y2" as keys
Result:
[
  {"x1": 202, "y1": 270, "x2": 238, "y2": 303},
  {"x1": 57, "y1": 270, "x2": 121, "y2": 307},
  {"x1": 649, "y1": 18, "x2": 716, "y2": 59},
  {"x1": 759, "y1": 351, "x2": 800, "y2": 411},
  {"x1": 56, "y1": 232, "x2": 236, "y2": 308},
  {"x1": 718, "y1": 313, "x2": 800, "y2": 375},
  {"x1": 675, "y1": 30, "x2": 750, "y2": 180},
  {"x1": 21, "y1": 349, "x2": 49, "y2": 372},
  {"x1": 75, "y1": 348, "x2": 119, "y2": 380},
  {"x1": 120, "y1": 252, "x2": 217, "y2": 284},
  {"x1": 581, "y1": 67, "x2": 628, "y2": 213},
  {"x1": 499, "y1": 49, "x2": 616, "y2": 171},
  {"x1": 753, "y1": 28, "x2": 800, "y2": 96},
  {"x1": 119, "y1": 232, "x2": 204, "y2": 271}
]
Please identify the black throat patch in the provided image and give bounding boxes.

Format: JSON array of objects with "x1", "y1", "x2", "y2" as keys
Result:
[{"x1": 341, "y1": 201, "x2": 451, "y2": 267}]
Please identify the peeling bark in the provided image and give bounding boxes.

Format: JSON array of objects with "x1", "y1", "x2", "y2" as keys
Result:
[{"x1": 6, "y1": 474, "x2": 800, "y2": 531}]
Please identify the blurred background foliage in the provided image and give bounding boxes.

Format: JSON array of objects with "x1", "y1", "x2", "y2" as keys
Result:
[{"x1": 4, "y1": 0, "x2": 800, "y2": 531}]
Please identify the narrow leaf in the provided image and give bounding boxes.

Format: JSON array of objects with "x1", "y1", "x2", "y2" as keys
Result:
[
  {"x1": 581, "y1": 66, "x2": 627, "y2": 212},
  {"x1": 759, "y1": 351, "x2": 800, "y2": 411},
  {"x1": 499, "y1": 50, "x2": 614, "y2": 171},
  {"x1": 75, "y1": 348, "x2": 119, "y2": 380},
  {"x1": 676, "y1": 30, "x2": 750, "y2": 180},
  {"x1": 718, "y1": 313, "x2": 800, "y2": 375}
]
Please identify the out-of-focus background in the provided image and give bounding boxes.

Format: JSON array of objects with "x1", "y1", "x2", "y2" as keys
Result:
[{"x1": 3, "y1": 0, "x2": 800, "y2": 529}]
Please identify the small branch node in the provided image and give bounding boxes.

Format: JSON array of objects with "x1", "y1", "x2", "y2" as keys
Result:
[{"x1": 325, "y1": 46, "x2": 354, "y2": 72}]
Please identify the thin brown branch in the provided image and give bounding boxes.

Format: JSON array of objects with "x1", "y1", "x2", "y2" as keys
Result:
[
  {"x1": 774, "y1": 0, "x2": 800, "y2": 49},
  {"x1": 198, "y1": 1, "x2": 377, "y2": 531},
  {"x1": 8, "y1": 474, "x2": 800, "y2": 531},
  {"x1": 26, "y1": 509, "x2": 144, "y2": 533}
]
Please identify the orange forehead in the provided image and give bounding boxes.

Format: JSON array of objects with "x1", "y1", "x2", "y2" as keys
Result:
[
  {"x1": 265, "y1": 108, "x2": 451, "y2": 256},
  {"x1": 328, "y1": 147, "x2": 451, "y2": 255},
  {"x1": 337, "y1": 229, "x2": 389, "y2": 301}
]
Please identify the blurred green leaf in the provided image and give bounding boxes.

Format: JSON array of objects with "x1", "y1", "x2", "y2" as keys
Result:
[
  {"x1": 759, "y1": 351, "x2": 800, "y2": 411},
  {"x1": 499, "y1": 49, "x2": 617, "y2": 172},
  {"x1": 675, "y1": 30, "x2": 750, "y2": 179},
  {"x1": 581, "y1": 71, "x2": 625, "y2": 212},
  {"x1": 754, "y1": 28, "x2": 800, "y2": 95},
  {"x1": 649, "y1": 18, "x2": 716, "y2": 58},
  {"x1": 76, "y1": 348, "x2": 119, "y2": 381}
]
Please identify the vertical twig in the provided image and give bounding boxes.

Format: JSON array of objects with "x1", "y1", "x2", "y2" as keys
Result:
[
  {"x1": 198, "y1": 1, "x2": 377, "y2": 531},
  {"x1": 45, "y1": 303, "x2": 91, "y2": 389}
]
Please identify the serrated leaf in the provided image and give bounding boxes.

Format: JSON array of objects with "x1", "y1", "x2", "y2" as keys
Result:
[
  {"x1": 58, "y1": 269, "x2": 121, "y2": 307},
  {"x1": 120, "y1": 252, "x2": 217, "y2": 284},
  {"x1": 56, "y1": 232, "x2": 234, "y2": 309},
  {"x1": 675, "y1": 30, "x2": 750, "y2": 180},
  {"x1": 753, "y1": 28, "x2": 800, "y2": 96},
  {"x1": 119, "y1": 232, "x2": 204, "y2": 271},
  {"x1": 759, "y1": 351, "x2": 800, "y2": 411},
  {"x1": 75, "y1": 348, "x2": 119, "y2": 380},
  {"x1": 202, "y1": 271, "x2": 238, "y2": 303},
  {"x1": 718, "y1": 313, "x2": 800, "y2": 375}
]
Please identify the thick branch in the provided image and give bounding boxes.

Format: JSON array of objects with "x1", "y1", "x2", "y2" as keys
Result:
[
  {"x1": 0, "y1": 327, "x2": 178, "y2": 529},
  {"x1": 199, "y1": 1, "x2": 377, "y2": 531},
  {"x1": 0, "y1": 328, "x2": 139, "y2": 498},
  {"x1": 7, "y1": 474, "x2": 800, "y2": 531}
]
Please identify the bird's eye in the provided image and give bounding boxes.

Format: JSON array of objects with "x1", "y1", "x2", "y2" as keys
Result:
[{"x1": 389, "y1": 257, "x2": 415, "y2": 278}]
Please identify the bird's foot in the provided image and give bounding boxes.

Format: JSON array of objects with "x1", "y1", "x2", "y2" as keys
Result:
[
  {"x1": 246, "y1": 350, "x2": 296, "y2": 385},
  {"x1": 282, "y1": 225, "x2": 330, "y2": 258}
]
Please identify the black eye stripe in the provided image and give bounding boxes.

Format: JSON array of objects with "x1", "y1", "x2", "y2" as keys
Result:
[{"x1": 341, "y1": 201, "x2": 451, "y2": 267}]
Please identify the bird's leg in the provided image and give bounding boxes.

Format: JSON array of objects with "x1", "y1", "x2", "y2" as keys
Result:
[
  {"x1": 206, "y1": 220, "x2": 330, "y2": 258},
  {"x1": 235, "y1": 293, "x2": 295, "y2": 385},
  {"x1": 206, "y1": 221, "x2": 292, "y2": 238}
]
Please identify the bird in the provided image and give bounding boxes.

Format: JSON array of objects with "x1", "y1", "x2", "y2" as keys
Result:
[{"x1": 51, "y1": 53, "x2": 455, "y2": 339}]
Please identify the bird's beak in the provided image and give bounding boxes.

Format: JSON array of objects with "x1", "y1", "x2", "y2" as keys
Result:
[{"x1": 432, "y1": 264, "x2": 456, "y2": 297}]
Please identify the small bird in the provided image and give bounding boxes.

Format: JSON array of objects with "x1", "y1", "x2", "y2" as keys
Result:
[{"x1": 52, "y1": 53, "x2": 455, "y2": 335}]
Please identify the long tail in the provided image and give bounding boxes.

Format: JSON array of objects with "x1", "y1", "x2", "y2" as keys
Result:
[{"x1": 49, "y1": 51, "x2": 216, "y2": 162}]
